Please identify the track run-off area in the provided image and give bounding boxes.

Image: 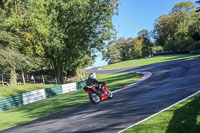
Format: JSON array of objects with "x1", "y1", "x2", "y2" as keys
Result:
[{"x1": 2, "y1": 58, "x2": 200, "y2": 133}]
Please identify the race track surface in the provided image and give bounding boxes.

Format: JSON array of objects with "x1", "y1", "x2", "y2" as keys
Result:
[{"x1": 2, "y1": 58, "x2": 200, "y2": 133}]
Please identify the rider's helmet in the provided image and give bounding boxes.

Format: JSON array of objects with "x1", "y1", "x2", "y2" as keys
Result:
[{"x1": 88, "y1": 73, "x2": 96, "y2": 79}]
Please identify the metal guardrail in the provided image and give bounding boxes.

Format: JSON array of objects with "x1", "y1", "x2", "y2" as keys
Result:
[
  {"x1": 45, "y1": 86, "x2": 63, "y2": 98},
  {"x1": 0, "y1": 80, "x2": 86, "y2": 112},
  {"x1": 0, "y1": 94, "x2": 23, "y2": 112}
]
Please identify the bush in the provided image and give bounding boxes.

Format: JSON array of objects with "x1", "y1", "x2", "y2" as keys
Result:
[
  {"x1": 164, "y1": 39, "x2": 195, "y2": 52},
  {"x1": 165, "y1": 40, "x2": 178, "y2": 51},
  {"x1": 190, "y1": 41, "x2": 200, "y2": 50}
]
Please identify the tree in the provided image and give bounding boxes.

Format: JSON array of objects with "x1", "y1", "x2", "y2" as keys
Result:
[
  {"x1": 117, "y1": 37, "x2": 132, "y2": 61},
  {"x1": 138, "y1": 29, "x2": 152, "y2": 57},
  {"x1": 0, "y1": 48, "x2": 34, "y2": 85},
  {"x1": 172, "y1": 1, "x2": 195, "y2": 14},
  {"x1": 45, "y1": 0, "x2": 118, "y2": 84},
  {"x1": 153, "y1": 15, "x2": 170, "y2": 46},
  {"x1": 103, "y1": 40, "x2": 122, "y2": 64},
  {"x1": 103, "y1": 36, "x2": 143, "y2": 64},
  {"x1": 3, "y1": 0, "x2": 119, "y2": 84},
  {"x1": 153, "y1": 1, "x2": 196, "y2": 51},
  {"x1": 172, "y1": 2, "x2": 195, "y2": 40},
  {"x1": 132, "y1": 37, "x2": 143, "y2": 58},
  {"x1": 188, "y1": 10, "x2": 200, "y2": 41},
  {"x1": 196, "y1": 0, "x2": 200, "y2": 12}
]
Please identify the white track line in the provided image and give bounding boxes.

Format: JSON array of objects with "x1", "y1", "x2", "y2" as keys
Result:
[{"x1": 118, "y1": 90, "x2": 200, "y2": 133}]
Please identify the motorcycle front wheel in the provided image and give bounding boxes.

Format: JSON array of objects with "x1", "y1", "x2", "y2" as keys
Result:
[
  {"x1": 107, "y1": 90, "x2": 113, "y2": 99},
  {"x1": 89, "y1": 93, "x2": 101, "y2": 104}
]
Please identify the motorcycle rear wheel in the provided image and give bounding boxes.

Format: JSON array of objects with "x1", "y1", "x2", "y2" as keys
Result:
[{"x1": 89, "y1": 93, "x2": 101, "y2": 104}]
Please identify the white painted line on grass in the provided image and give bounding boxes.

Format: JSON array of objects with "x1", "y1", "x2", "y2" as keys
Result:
[{"x1": 118, "y1": 89, "x2": 200, "y2": 133}]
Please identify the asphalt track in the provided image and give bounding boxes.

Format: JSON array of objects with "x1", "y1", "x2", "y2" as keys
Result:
[{"x1": 2, "y1": 58, "x2": 200, "y2": 133}]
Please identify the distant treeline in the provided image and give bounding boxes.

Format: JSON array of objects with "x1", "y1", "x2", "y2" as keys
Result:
[{"x1": 104, "y1": 1, "x2": 200, "y2": 64}]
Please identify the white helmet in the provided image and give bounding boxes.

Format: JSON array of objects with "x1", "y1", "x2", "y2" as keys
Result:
[{"x1": 88, "y1": 73, "x2": 96, "y2": 79}]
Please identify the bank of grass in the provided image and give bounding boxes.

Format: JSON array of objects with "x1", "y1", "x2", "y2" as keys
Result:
[
  {"x1": 0, "y1": 84, "x2": 56, "y2": 98},
  {"x1": 124, "y1": 93, "x2": 200, "y2": 133},
  {"x1": 102, "y1": 54, "x2": 200, "y2": 70},
  {"x1": 0, "y1": 72, "x2": 142, "y2": 131}
]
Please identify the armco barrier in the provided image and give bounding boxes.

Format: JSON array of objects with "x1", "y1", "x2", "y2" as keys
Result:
[
  {"x1": 0, "y1": 80, "x2": 87, "y2": 112},
  {"x1": 76, "y1": 80, "x2": 87, "y2": 90},
  {"x1": 0, "y1": 94, "x2": 23, "y2": 112},
  {"x1": 22, "y1": 89, "x2": 46, "y2": 105},
  {"x1": 45, "y1": 85, "x2": 63, "y2": 98},
  {"x1": 62, "y1": 83, "x2": 77, "y2": 94}
]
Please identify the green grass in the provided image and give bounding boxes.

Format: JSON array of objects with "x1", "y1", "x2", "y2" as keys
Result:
[
  {"x1": 0, "y1": 72, "x2": 142, "y2": 131},
  {"x1": 0, "y1": 73, "x2": 89, "y2": 98},
  {"x1": 102, "y1": 54, "x2": 200, "y2": 70},
  {"x1": 0, "y1": 84, "x2": 56, "y2": 98},
  {"x1": 124, "y1": 93, "x2": 200, "y2": 133}
]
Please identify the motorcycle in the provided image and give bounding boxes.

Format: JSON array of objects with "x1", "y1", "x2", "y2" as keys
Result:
[{"x1": 83, "y1": 84, "x2": 113, "y2": 104}]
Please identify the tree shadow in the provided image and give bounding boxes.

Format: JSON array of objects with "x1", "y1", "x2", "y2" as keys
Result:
[
  {"x1": 164, "y1": 54, "x2": 200, "y2": 62},
  {"x1": 167, "y1": 95, "x2": 200, "y2": 133}
]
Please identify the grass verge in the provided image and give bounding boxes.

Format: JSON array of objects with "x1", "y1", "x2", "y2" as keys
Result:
[
  {"x1": 0, "y1": 84, "x2": 56, "y2": 98},
  {"x1": 102, "y1": 54, "x2": 200, "y2": 70},
  {"x1": 0, "y1": 72, "x2": 142, "y2": 131},
  {"x1": 124, "y1": 93, "x2": 200, "y2": 133},
  {"x1": 0, "y1": 72, "x2": 90, "y2": 98}
]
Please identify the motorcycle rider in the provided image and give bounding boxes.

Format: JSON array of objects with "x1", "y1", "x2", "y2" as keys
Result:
[{"x1": 86, "y1": 73, "x2": 106, "y2": 95}]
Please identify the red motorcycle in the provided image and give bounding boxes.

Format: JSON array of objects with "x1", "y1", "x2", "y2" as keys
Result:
[{"x1": 84, "y1": 84, "x2": 113, "y2": 104}]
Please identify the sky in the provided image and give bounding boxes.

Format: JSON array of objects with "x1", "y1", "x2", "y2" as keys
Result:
[{"x1": 92, "y1": 0, "x2": 197, "y2": 68}]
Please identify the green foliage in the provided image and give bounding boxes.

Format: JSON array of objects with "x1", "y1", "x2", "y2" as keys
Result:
[
  {"x1": 196, "y1": 0, "x2": 200, "y2": 12},
  {"x1": 103, "y1": 40, "x2": 122, "y2": 64},
  {"x1": 172, "y1": 1, "x2": 195, "y2": 14},
  {"x1": 103, "y1": 37, "x2": 143, "y2": 64},
  {"x1": 0, "y1": 7, "x2": 39, "y2": 84},
  {"x1": 45, "y1": 0, "x2": 118, "y2": 83},
  {"x1": 3, "y1": 0, "x2": 51, "y2": 56},
  {"x1": 190, "y1": 41, "x2": 200, "y2": 50},
  {"x1": 1, "y1": 0, "x2": 119, "y2": 84},
  {"x1": 153, "y1": 1, "x2": 200, "y2": 52},
  {"x1": 165, "y1": 39, "x2": 195, "y2": 51},
  {"x1": 138, "y1": 29, "x2": 153, "y2": 57},
  {"x1": 188, "y1": 11, "x2": 200, "y2": 41},
  {"x1": 132, "y1": 37, "x2": 143, "y2": 58},
  {"x1": 0, "y1": 48, "x2": 32, "y2": 69}
]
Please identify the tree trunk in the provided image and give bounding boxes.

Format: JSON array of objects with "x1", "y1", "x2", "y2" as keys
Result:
[
  {"x1": 56, "y1": 64, "x2": 61, "y2": 84},
  {"x1": 1, "y1": 72, "x2": 4, "y2": 86},
  {"x1": 22, "y1": 72, "x2": 26, "y2": 85},
  {"x1": 60, "y1": 64, "x2": 64, "y2": 84},
  {"x1": 53, "y1": 58, "x2": 64, "y2": 84},
  {"x1": 10, "y1": 67, "x2": 17, "y2": 85},
  {"x1": 42, "y1": 75, "x2": 45, "y2": 84}
]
